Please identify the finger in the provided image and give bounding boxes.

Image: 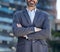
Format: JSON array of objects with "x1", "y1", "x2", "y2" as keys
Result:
[{"x1": 17, "y1": 24, "x2": 22, "y2": 27}]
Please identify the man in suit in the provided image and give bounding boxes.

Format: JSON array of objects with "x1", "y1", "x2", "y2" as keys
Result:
[{"x1": 12, "y1": 0, "x2": 51, "y2": 52}]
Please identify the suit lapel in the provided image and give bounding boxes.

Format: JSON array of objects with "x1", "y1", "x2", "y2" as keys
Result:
[
  {"x1": 23, "y1": 9, "x2": 31, "y2": 24},
  {"x1": 33, "y1": 9, "x2": 40, "y2": 24},
  {"x1": 23, "y1": 9, "x2": 40, "y2": 24}
]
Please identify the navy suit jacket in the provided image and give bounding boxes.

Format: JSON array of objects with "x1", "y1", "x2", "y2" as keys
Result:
[{"x1": 12, "y1": 9, "x2": 51, "y2": 40}]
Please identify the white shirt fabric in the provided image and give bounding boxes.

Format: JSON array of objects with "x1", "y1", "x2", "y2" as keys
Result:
[{"x1": 26, "y1": 8, "x2": 37, "y2": 23}]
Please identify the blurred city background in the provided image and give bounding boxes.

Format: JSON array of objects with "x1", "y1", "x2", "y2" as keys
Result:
[{"x1": 0, "y1": 0, "x2": 60, "y2": 52}]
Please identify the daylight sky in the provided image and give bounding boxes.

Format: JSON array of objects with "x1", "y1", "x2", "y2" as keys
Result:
[{"x1": 56, "y1": 0, "x2": 60, "y2": 19}]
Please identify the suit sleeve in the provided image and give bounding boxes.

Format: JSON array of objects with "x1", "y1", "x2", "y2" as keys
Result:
[
  {"x1": 28, "y1": 14, "x2": 51, "y2": 40},
  {"x1": 12, "y1": 12, "x2": 35, "y2": 37}
]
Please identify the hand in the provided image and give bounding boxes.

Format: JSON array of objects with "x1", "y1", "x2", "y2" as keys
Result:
[
  {"x1": 17, "y1": 24, "x2": 22, "y2": 27},
  {"x1": 24, "y1": 35, "x2": 28, "y2": 39},
  {"x1": 34, "y1": 27, "x2": 42, "y2": 32},
  {"x1": 17, "y1": 24, "x2": 28, "y2": 39}
]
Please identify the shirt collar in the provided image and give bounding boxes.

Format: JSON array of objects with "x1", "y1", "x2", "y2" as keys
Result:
[{"x1": 26, "y1": 7, "x2": 37, "y2": 12}]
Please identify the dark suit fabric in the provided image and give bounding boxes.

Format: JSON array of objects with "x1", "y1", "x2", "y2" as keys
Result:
[{"x1": 12, "y1": 9, "x2": 51, "y2": 52}]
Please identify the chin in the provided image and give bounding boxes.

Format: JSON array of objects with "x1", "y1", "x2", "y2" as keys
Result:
[
  {"x1": 30, "y1": 6, "x2": 35, "y2": 7},
  {"x1": 29, "y1": 4, "x2": 35, "y2": 7}
]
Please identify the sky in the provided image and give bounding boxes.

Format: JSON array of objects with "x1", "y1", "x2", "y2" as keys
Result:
[{"x1": 56, "y1": 0, "x2": 60, "y2": 19}]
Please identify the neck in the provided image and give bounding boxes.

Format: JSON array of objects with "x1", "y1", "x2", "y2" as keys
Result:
[{"x1": 27, "y1": 6, "x2": 36, "y2": 11}]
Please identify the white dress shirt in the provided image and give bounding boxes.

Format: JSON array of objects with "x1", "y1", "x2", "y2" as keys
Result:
[{"x1": 26, "y1": 8, "x2": 37, "y2": 23}]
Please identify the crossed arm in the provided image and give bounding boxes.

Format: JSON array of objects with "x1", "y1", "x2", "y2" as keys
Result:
[
  {"x1": 17, "y1": 24, "x2": 42, "y2": 33},
  {"x1": 16, "y1": 23, "x2": 42, "y2": 39}
]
